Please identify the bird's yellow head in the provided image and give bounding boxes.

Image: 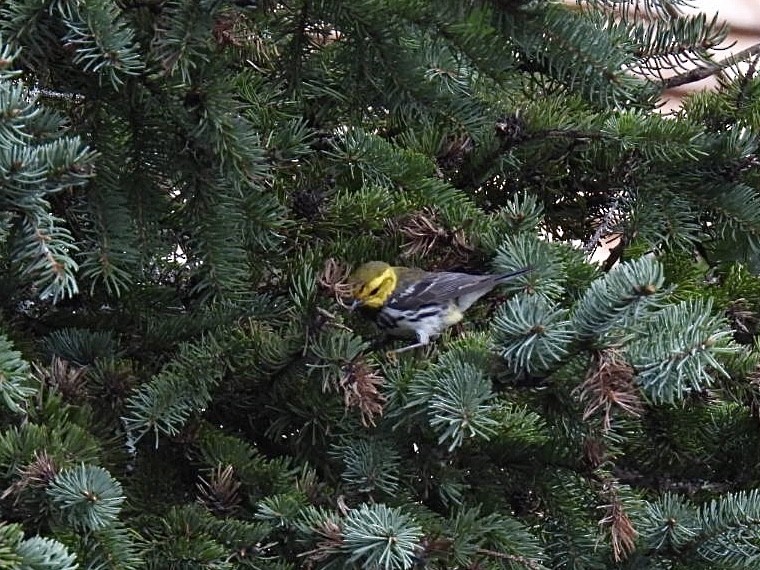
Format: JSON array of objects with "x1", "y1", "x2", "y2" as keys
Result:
[{"x1": 349, "y1": 261, "x2": 398, "y2": 309}]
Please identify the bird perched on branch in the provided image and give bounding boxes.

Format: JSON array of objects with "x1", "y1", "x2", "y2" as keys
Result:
[{"x1": 349, "y1": 261, "x2": 531, "y2": 353}]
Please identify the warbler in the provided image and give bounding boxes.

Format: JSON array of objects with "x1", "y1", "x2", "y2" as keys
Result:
[{"x1": 349, "y1": 261, "x2": 531, "y2": 353}]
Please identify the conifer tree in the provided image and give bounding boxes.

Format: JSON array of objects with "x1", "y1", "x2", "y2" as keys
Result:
[{"x1": 2, "y1": 0, "x2": 760, "y2": 568}]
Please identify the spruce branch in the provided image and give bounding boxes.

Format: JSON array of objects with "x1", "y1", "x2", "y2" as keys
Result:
[
  {"x1": 476, "y1": 547, "x2": 544, "y2": 570},
  {"x1": 121, "y1": 335, "x2": 226, "y2": 443},
  {"x1": 47, "y1": 463, "x2": 125, "y2": 531},
  {"x1": 58, "y1": 0, "x2": 144, "y2": 86},
  {"x1": 444, "y1": 506, "x2": 546, "y2": 569},
  {"x1": 0, "y1": 46, "x2": 97, "y2": 301},
  {"x1": 640, "y1": 490, "x2": 760, "y2": 565},
  {"x1": 78, "y1": 523, "x2": 145, "y2": 570},
  {"x1": 195, "y1": 424, "x2": 296, "y2": 498},
  {"x1": 341, "y1": 504, "x2": 423, "y2": 570},
  {"x1": 572, "y1": 255, "x2": 668, "y2": 340},
  {"x1": 493, "y1": 233, "x2": 566, "y2": 300},
  {"x1": 12, "y1": 214, "x2": 80, "y2": 302},
  {"x1": 402, "y1": 358, "x2": 500, "y2": 451},
  {"x1": 257, "y1": 493, "x2": 311, "y2": 528},
  {"x1": 0, "y1": 39, "x2": 21, "y2": 81},
  {"x1": 0, "y1": 523, "x2": 24, "y2": 568},
  {"x1": 0, "y1": 334, "x2": 35, "y2": 413},
  {"x1": 696, "y1": 489, "x2": 760, "y2": 566},
  {"x1": 334, "y1": 438, "x2": 401, "y2": 496},
  {"x1": 16, "y1": 535, "x2": 78, "y2": 570},
  {"x1": 4, "y1": 1, "x2": 760, "y2": 568},
  {"x1": 628, "y1": 298, "x2": 737, "y2": 403},
  {"x1": 519, "y1": 4, "x2": 650, "y2": 106},
  {"x1": 621, "y1": 12, "x2": 730, "y2": 81},
  {"x1": 690, "y1": 180, "x2": 760, "y2": 252},
  {"x1": 662, "y1": 41, "x2": 760, "y2": 89},
  {"x1": 147, "y1": 504, "x2": 274, "y2": 567},
  {"x1": 150, "y1": 1, "x2": 213, "y2": 82},
  {"x1": 42, "y1": 328, "x2": 119, "y2": 366},
  {"x1": 300, "y1": 516, "x2": 344, "y2": 563},
  {"x1": 498, "y1": 191, "x2": 545, "y2": 235},
  {"x1": 79, "y1": 164, "x2": 140, "y2": 297},
  {"x1": 578, "y1": 0, "x2": 692, "y2": 17},
  {"x1": 492, "y1": 294, "x2": 575, "y2": 374},
  {"x1": 18, "y1": 450, "x2": 58, "y2": 490}
]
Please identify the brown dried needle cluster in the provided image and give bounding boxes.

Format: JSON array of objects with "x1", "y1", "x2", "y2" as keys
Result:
[
  {"x1": 301, "y1": 519, "x2": 343, "y2": 564},
  {"x1": 196, "y1": 464, "x2": 242, "y2": 516},
  {"x1": 746, "y1": 364, "x2": 760, "y2": 422},
  {"x1": 599, "y1": 484, "x2": 638, "y2": 562},
  {"x1": 389, "y1": 208, "x2": 473, "y2": 267},
  {"x1": 213, "y1": 12, "x2": 244, "y2": 48},
  {"x1": 1, "y1": 450, "x2": 58, "y2": 501},
  {"x1": 726, "y1": 298, "x2": 759, "y2": 345},
  {"x1": 34, "y1": 356, "x2": 88, "y2": 401},
  {"x1": 583, "y1": 436, "x2": 607, "y2": 470},
  {"x1": 436, "y1": 133, "x2": 474, "y2": 171},
  {"x1": 494, "y1": 114, "x2": 528, "y2": 148},
  {"x1": 212, "y1": 10, "x2": 278, "y2": 64},
  {"x1": 339, "y1": 358, "x2": 386, "y2": 427},
  {"x1": 318, "y1": 257, "x2": 353, "y2": 306},
  {"x1": 575, "y1": 350, "x2": 643, "y2": 431}
]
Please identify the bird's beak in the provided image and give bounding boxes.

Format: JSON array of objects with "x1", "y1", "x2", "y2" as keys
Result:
[{"x1": 350, "y1": 299, "x2": 362, "y2": 312}]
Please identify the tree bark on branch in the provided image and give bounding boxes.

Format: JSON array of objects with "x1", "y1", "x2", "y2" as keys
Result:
[{"x1": 662, "y1": 41, "x2": 760, "y2": 89}]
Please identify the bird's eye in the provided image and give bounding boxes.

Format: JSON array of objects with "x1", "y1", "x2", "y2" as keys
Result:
[{"x1": 368, "y1": 286, "x2": 380, "y2": 296}]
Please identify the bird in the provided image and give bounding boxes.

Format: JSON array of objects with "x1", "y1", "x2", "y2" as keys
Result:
[{"x1": 348, "y1": 261, "x2": 531, "y2": 353}]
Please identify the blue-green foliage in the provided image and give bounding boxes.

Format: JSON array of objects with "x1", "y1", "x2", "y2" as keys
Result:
[
  {"x1": 1, "y1": 1, "x2": 760, "y2": 570},
  {"x1": 48, "y1": 464, "x2": 125, "y2": 531}
]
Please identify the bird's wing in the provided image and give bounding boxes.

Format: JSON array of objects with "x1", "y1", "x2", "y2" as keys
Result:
[{"x1": 389, "y1": 272, "x2": 499, "y2": 310}]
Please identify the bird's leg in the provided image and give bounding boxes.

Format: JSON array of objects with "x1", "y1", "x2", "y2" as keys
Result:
[
  {"x1": 387, "y1": 341, "x2": 426, "y2": 355},
  {"x1": 385, "y1": 332, "x2": 431, "y2": 356}
]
